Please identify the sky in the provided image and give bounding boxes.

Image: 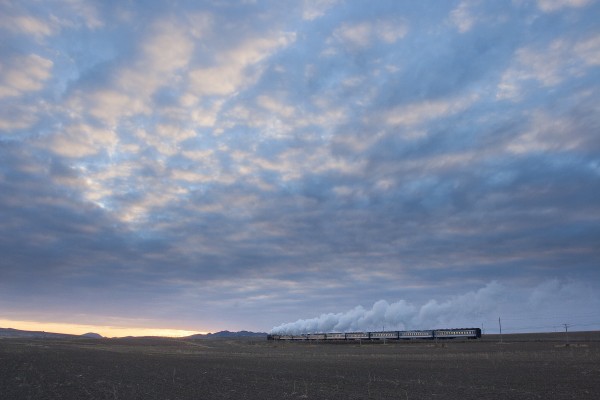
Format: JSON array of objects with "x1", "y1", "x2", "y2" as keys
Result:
[{"x1": 1, "y1": 0, "x2": 599, "y2": 337}]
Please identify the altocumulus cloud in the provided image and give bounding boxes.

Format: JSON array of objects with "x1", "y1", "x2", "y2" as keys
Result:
[{"x1": 0, "y1": 0, "x2": 599, "y2": 333}]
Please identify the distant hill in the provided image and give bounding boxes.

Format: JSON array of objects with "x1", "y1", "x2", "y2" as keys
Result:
[
  {"x1": 0, "y1": 327, "x2": 77, "y2": 339},
  {"x1": 81, "y1": 332, "x2": 103, "y2": 339},
  {"x1": 186, "y1": 330, "x2": 268, "y2": 339},
  {"x1": 1, "y1": 327, "x2": 263, "y2": 340},
  {"x1": 0, "y1": 328, "x2": 103, "y2": 339}
]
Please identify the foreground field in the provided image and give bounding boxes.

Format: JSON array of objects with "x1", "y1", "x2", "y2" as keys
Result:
[{"x1": 1, "y1": 332, "x2": 599, "y2": 399}]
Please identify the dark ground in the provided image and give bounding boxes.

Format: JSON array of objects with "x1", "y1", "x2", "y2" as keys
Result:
[{"x1": 1, "y1": 332, "x2": 599, "y2": 399}]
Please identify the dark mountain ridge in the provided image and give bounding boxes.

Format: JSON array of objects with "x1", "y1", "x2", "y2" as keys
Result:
[
  {"x1": 0, "y1": 327, "x2": 101, "y2": 339},
  {"x1": 186, "y1": 330, "x2": 268, "y2": 339},
  {"x1": 1, "y1": 327, "x2": 265, "y2": 339}
]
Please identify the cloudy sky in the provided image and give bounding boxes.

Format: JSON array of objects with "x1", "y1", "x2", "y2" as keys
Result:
[{"x1": 1, "y1": 0, "x2": 599, "y2": 337}]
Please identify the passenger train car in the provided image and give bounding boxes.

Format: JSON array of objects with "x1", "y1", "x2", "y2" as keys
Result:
[{"x1": 267, "y1": 328, "x2": 481, "y2": 341}]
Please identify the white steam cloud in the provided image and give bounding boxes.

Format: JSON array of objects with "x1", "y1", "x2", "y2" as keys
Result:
[{"x1": 271, "y1": 280, "x2": 600, "y2": 334}]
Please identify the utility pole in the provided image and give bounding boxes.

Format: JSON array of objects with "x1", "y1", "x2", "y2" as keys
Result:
[
  {"x1": 563, "y1": 323, "x2": 570, "y2": 346},
  {"x1": 499, "y1": 317, "x2": 502, "y2": 343}
]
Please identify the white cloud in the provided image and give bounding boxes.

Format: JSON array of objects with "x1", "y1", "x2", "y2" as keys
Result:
[
  {"x1": 449, "y1": 1, "x2": 477, "y2": 33},
  {"x1": 328, "y1": 18, "x2": 408, "y2": 51},
  {"x1": 0, "y1": 104, "x2": 39, "y2": 131},
  {"x1": 218, "y1": 95, "x2": 299, "y2": 140},
  {"x1": 375, "y1": 18, "x2": 409, "y2": 44},
  {"x1": 171, "y1": 169, "x2": 213, "y2": 183},
  {"x1": 121, "y1": 184, "x2": 189, "y2": 223},
  {"x1": 86, "y1": 89, "x2": 149, "y2": 125},
  {"x1": 46, "y1": 16, "x2": 218, "y2": 225},
  {"x1": 63, "y1": 19, "x2": 199, "y2": 127},
  {"x1": 60, "y1": 18, "x2": 197, "y2": 130},
  {"x1": 272, "y1": 146, "x2": 366, "y2": 181},
  {"x1": 302, "y1": 0, "x2": 340, "y2": 20},
  {"x1": 536, "y1": 0, "x2": 593, "y2": 12},
  {"x1": 506, "y1": 109, "x2": 585, "y2": 154},
  {"x1": 257, "y1": 95, "x2": 295, "y2": 118},
  {"x1": 0, "y1": 14, "x2": 54, "y2": 38},
  {"x1": 189, "y1": 32, "x2": 296, "y2": 97},
  {"x1": 132, "y1": 128, "x2": 177, "y2": 157},
  {"x1": 189, "y1": 65, "x2": 246, "y2": 96},
  {"x1": 189, "y1": 100, "x2": 224, "y2": 127},
  {"x1": 140, "y1": 20, "x2": 195, "y2": 74},
  {"x1": 186, "y1": 12, "x2": 213, "y2": 39},
  {"x1": 497, "y1": 35, "x2": 600, "y2": 100},
  {"x1": 574, "y1": 35, "x2": 600, "y2": 65},
  {"x1": 332, "y1": 21, "x2": 373, "y2": 48},
  {"x1": 49, "y1": 124, "x2": 118, "y2": 158},
  {"x1": 379, "y1": 93, "x2": 478, "y2": 127},
  {"x1": 61, "y1": 0, "x2": 103, "y2": 29},
  {"x1": 0, "y1": 54, "x2": 53, "y2": 99},
  {"x1": 116, "y1": 19, "x2": 195, "y2": 101},
  {"x1": 0, "y1": 0, "x2": 103, "y2": 39},
  {"x1": 223, "y1": 90, "x2": 352, "y2": 144},
  {"x1": 74, "y1": 157, "x2": 194, "y2": 225},
  {"x1": 155, "y1": 124, "x2": 196, "y2": 142}
]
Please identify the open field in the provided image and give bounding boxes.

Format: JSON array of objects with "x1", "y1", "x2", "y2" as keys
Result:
[{"x1": 1, "y1": 332, "x2": 600, "y2": 399}]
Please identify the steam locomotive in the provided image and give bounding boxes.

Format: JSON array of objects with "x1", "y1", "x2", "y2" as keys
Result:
[{"x1": 267, "y1": 328, "x2": 481, "y2": 341}]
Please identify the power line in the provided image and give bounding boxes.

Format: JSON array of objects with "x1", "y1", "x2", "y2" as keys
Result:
[
  {"x1": 570, "y1": 322, "x2": 600, "y2": 328},
  {"x1": 497, "y1": 312, "x2": 599, "y2": 321},
  {"x1": 480, "y1": 315, "x2": 600, "y2": 333}
]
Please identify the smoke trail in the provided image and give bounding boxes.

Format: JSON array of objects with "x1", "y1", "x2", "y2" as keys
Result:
[{"x1": 270, "y1": 280, "x2": 600, "y2": 334}]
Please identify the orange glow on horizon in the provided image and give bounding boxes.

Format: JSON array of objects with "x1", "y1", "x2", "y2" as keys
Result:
[{"x1": 0, "y1": 319, "x2": 209, "y2": 338}]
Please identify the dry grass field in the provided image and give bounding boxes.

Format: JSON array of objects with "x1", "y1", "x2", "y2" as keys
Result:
[{"x1": 1, "y1": 332, "x2": 599, "y2": 399}]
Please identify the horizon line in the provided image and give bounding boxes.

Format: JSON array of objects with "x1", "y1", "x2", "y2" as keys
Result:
[{"x1": 0, "y1": 319, "x2": 211, "y2": 338}]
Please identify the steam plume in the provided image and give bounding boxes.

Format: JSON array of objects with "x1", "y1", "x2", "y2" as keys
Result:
[{"x1": 271, "y1": 280, "x2": 600, "y2": 334}]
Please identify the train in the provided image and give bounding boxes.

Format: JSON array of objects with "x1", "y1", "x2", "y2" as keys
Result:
[{"x1": 267, "y1": 328, "x2": 481, "y2": 341}]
